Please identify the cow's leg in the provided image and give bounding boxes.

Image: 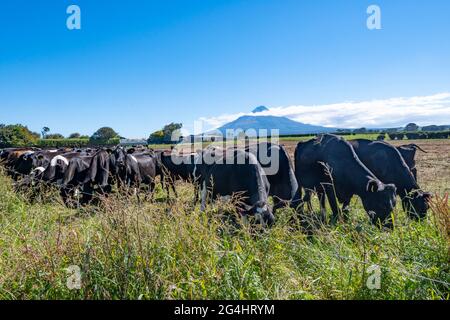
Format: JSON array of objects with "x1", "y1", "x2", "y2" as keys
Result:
[
  {"x1": 171, "y1": 181, "x2": 177, "y2": 197},
  {"x1": 290, "y1": 186, "x2": 303, "y2": 212},
  {"x1": 149, "y1": 181, "x2": 156, "y2": 202},
  {"x1": 324, "y1": 185, "x2": 340, "y2": 224},
  {"x1": 341, "y1": 197, "x2": 351, "y2": 222},
  {"x1": 81, "y1": 184, "x2": 93, "y2": 205},
  {"x1": 317, "y1": 189, "x2": 327, "y2": 223},
  {"x1": 272, "y1": 197, "x2": 284, "y2": 214},
  {"x1": 193, "y1": 181, "x2": 199, "y2": 204},
  {"x1": 60, "y1": 188, "x2": 70, "y2": 207},
  {"x1": 303, "y1": 189, "x2": 314, "y2": 213},
  {"x1": 200, "y1": 181, "x2": 208, "y2": 211}
]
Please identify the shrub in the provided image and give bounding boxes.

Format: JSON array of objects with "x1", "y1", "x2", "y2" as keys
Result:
[{"x1": 0, "y1": 124, "x2": 40, "y2": 148}]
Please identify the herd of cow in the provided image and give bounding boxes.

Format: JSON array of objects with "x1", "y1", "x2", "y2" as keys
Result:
[{"x1": 0, "y1": 134, "x2": 431, "y2": 229}]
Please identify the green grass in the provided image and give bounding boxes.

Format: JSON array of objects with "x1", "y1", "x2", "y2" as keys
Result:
[{"x1": 0, "y1": 169, "x2": 448, "y2": 300}]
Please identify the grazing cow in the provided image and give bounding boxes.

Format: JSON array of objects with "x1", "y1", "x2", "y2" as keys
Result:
[
  {"x1": 124, "y1": 149, "x2": 159, "y2": 198},
  {"x1": 112, "y1": 148, "x2": 161, "y2": 199},
  {"x1": 59, "y1": 149, "x2": 119, "y2": 205},
  {"x1": 349, "y1": 139, "x2": 431, "y2": 219},
  {"x1": 1, "y1": 148, "x2": 38, "y2": 179},
  {"x1": 396, "y1": 144, "x2": 427, "y2": 180},
  {"x1": 294, "y1": 134, "x2": 397, "y2": 226},
  {"x1": 60, "y1": 155, "x2": 95, "y2": 205},
  {"x1": 37, "y1": 152, "x2": 90, "y2": 183},
  {"x1": 246, "y1": 142, "x2": 298, "y2": 212},
  {"x1": 200, "y1": 149, "x2": 274, "y2": 227},
  {"x1": 15, "y1": 149, "x2": 63, "y2": 177},
  {"x1": 159, "y1": 151, "x2": 200, "y2": 198}
]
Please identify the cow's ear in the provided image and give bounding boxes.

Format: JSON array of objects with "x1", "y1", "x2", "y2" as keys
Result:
[
  {"x1": 127, "y1": 148, "x2": 135, "y2": 154},
  {"x1": 422, "y1": 192, "x2": 432, "y2": 201},
  {"x1": 366, "y1": 178, "x2": 381, "y2": 192}
]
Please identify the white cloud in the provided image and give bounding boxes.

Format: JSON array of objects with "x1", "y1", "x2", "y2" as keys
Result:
[{"x1": 197, "y1": 93, "x2": 450, "y2": 131}]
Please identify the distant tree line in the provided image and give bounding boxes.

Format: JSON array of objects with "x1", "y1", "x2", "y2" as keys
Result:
[
  {"x1": 0, "y1": 124, "x2": 121, "y2": 148},
  {"x1": 387, "y1": 131, "x2": 450, "y2": 140}
]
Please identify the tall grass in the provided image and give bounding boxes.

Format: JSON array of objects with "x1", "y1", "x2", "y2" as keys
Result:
[{"x1": 0, "y1": 170, "x2": 448, "y2": 300}]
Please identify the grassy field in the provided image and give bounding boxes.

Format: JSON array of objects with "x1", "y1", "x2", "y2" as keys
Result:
[{"x1": 0, "y1": 140, "x2": 448, "y2": 299}]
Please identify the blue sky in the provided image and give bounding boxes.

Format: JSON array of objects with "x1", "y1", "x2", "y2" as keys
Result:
[{"x1": 1, "y1": 0, "x2": 449, "y2": 137}]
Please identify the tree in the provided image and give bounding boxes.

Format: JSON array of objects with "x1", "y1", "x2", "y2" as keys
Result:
[
  {"x1": 353, "y1": 127, "x2": 367, "y2": 134},
  {"x1": 68, "y1": 133, "x2": 81, "y2": 139},
  {"x1": 148, "y1": 123, "x2": 182, "y2": 144},
  {"x1": 0, "y1": 124, "x2": 40, "y2": 148},
  {"x1": 405, "y1": 123, "x2": 419, "y2": 132},
  {"x1": 41, "y1": 127, "x2": 50, "y2": 139},
  {"x1": 90, "y1": 127, "x2": 119, "y2": 141},
  {"x1": 45, "y1": 133, "x2": 65, "y2": 139}
]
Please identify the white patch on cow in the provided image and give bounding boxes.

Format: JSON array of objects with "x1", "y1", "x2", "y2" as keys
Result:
[
  {"x1": 256, "y1": 206, "x2": 266, "y2": 214},
  {"x1": 48, "y1": 150, "x2": 58, "y2": 153},
  {"x1": 129, "y1": 155, "x2": 138, "y2": 163},
  {"x1": 50, "y1": 155, "x2": 69, "y2": 167},
  {"x1": 22, "y1": 151, "x2": 35, "y2": 159},
  {"x1": 33, "y1": 167, "x2": 46, "y2": 173}
]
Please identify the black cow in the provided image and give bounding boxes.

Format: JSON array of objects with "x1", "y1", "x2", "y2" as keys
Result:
[
  {"x1": 60, "y1": 155, "x2": 95, "y2": 205},
  {"x1": 111, "y1": 148, "x2": 161, "y2": 199},
  {"x1": 199, "y1": 149, "x2": 274, "y2": 227},
  {"x1": 294, "y1": 134, "x2": 397, "y2": 226},
  {"x1": 59, "y1": 149, "x2": 118, "y2": 204},
  {"x1": 396, "y1": 144, "x2": 427, "y2": 181},
  {"x1": 159, "y1": 151, "x2": 200, "y2": 199},
  {"x1": 124, "y1": 149, "x2": 160, "y2": 199},
  {"x1": 246, "y1": 142, "x2": 298, "y2": 212},
  {"x1": 349, "y1": 139, "x2": 431, "y2": 219}
]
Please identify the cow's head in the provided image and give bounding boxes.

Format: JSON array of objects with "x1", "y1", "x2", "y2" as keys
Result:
[
  {"x1": 402, "y1": 190, "x2": 431, "y2": 220},
  {"x1": 112, "y1": 147, "x2": 127, "y2": 169},
  {"x1": 241, "y1": 201, "x2": 274, "y2": 227},
  {"x1": 362, "y1": 178, "x2": 397, "y2": 227}
]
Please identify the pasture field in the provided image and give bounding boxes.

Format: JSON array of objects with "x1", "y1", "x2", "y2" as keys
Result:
[{"x1": 0, "y1": 139, "x2": 449, "y2": 299}]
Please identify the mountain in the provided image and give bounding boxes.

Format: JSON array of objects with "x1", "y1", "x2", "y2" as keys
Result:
[
  {"x1": 252, "y1": 106, "x2": 269, "y2": 113},
  {"x1": 215, "y1": 115, "x2": 335, "y2": 136}
]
